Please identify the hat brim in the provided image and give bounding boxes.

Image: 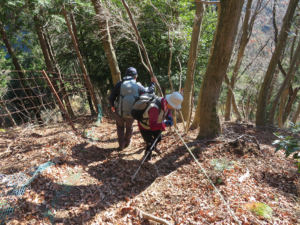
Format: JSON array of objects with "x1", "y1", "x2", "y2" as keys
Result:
[{"x1": 166, "y1": 94, "x2": 181, "y2": 110}]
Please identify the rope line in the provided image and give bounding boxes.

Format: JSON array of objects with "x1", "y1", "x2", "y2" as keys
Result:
[{"x1": 173, "y1": 128, "x2": 241, "y2": 225}]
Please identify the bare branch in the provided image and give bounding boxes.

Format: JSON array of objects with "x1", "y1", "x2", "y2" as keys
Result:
[
  {"x1": 239, "y1": 38, "x2": 271, "y2": 78},
  {"x1": 194, "y1": 0, "x2": 220, "y2": 5},
  {"x1": 137, "y1": 44, "x2": 150, "y2": 73}
]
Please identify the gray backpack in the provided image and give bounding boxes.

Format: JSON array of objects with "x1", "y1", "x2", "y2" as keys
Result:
[
  {"x1": 117, "y1": 79, "x2": 139, "y2": 118},
  {"x1": 131, "y1": 94, "x2": 161, "y2": 125}
]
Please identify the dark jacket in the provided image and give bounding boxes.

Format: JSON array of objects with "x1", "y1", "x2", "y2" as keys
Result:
[{"x1": 108, "y1": 76, "x2": 156, "y2": 108}]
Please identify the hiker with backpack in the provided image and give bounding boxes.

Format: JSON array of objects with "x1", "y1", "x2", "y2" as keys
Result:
[
  {"x1": 131, "y1": 92, "x2": 183, "y2": 162},
  {"x1": 108, "y1": 67, "x2": 157, "y2": 150}
]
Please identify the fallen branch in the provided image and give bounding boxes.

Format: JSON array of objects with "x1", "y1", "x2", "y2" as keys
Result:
[
  {"x1": 228, "y1": 134, "x2": 261, "y2": 150},
  {"x1": 135, "y1": 208, "x2": 171, "y2": 225}
]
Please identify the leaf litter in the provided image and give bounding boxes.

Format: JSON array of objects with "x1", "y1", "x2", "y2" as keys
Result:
[{"x1": 0, "y1": 117, "x2": 299, "y2": 224}]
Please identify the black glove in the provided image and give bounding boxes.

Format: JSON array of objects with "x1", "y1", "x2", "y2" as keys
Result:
[
  {"x1": 166, "y1": 115, "x2": 173, "y2": 123},
  {"x1": 164, "y1": 120, "x2": 174, "y2": 127}
]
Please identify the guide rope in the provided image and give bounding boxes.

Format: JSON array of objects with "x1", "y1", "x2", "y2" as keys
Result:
[{"x1": 173, "y1": 128, "x2": 241, "y2": 225}]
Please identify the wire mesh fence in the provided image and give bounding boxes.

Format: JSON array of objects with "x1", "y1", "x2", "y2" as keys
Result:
[{"x1": 0, "y1": 70, "x2": 102, "y2": 132}]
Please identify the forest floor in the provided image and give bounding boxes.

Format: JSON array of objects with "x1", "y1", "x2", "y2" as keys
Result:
[{"x1": 0, "y1": 115, "x2": 300, "y2": 225}]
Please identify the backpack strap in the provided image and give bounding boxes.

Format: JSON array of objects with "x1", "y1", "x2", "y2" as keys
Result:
[{"x1": 140, "y1": 98, "x2": 162, "y2": 127}]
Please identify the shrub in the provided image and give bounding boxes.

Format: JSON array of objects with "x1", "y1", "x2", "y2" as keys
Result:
[{"x1": 272, "y1": 133, "x2": 300, "y2": 172}]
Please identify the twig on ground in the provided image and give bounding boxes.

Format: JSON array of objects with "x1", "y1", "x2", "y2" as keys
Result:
[{"x1": 135, "y1": 207, "x2": 171, "y2": 225}]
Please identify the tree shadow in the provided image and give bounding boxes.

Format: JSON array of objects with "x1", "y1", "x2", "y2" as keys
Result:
[{"x1": 6, "y1": 136, "x2": 198, "y2": 224}]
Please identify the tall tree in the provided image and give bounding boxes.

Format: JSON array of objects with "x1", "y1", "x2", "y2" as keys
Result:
[
  {"x1": 224, "y1": 0, "x2": 265, "y2": 121},
  {"x1": 33, "y1": 14, "x2": 75, "y2": 118},
  {"x1": 268, "y1": 39, "x2": 300, "y2": 125},
  {"x1": 181, "y1": 1, "x2": 204, "y2": 121},
  {"x1": 197, "y1": 0, "x2": 244, "y2": 139},
  {"x1": 70, "y1": 13, "x2": 96, "y2": 115},
  {"x1": 91, "y1": 0, "x2": 121, "y2": 85},
  {"x1": 255, "y1": 0, "x2": 299, "y2": 126}
]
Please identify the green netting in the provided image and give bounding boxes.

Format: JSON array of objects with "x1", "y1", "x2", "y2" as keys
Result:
[
  {"x1": 43, "y1": 170, "x2": 82, "y2": 224},
  {"x1": 0, "y1": 162, "x2": 54, "y2": 224},
  {"x1": 95, "y1": 104, "x2": 103, "y2": 127}
]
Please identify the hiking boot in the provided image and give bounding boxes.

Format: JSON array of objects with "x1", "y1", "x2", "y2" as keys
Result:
[
  {"x1": 117, "y1": 140, "x2": 126, "y2": 151},
  {"x1": 144, "y1": 151, "x2": 152, "y2": 162},
  {"x1": 124, "y1": 139, "x2": 131, "y2": 149}
]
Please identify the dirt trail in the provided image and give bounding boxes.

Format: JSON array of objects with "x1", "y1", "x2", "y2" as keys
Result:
[{"x1": 1, "y1": 118, "x2": 300, "y2": 224}]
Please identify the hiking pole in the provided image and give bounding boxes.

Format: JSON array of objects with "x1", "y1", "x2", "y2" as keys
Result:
[{"x1": 132, "y1": 133, "x2": 162, "y2": 182}]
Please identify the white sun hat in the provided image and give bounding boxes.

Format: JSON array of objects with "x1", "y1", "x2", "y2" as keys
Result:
[{"x1": 166, "y1": 92, "x2": 183, "y2": 109}]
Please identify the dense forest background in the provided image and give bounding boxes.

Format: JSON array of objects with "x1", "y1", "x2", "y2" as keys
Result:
[{"x1": 0, "y1": 0, "x2": 299, "y2": 138}]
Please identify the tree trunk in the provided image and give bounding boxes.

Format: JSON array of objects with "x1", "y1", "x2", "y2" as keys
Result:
[
  {"x1": 266, "y1": 67, "x2": 279, "y2": 105},
  {"x1": 91, "y1": 0, "x2": 121, "y2": 85},
  {"x1": 34, "y1": 15, "x2": 68, "y2": 119},
  {"x1": 192, "y1": 88, "x2": 201, "y2": 127},
  {"x1": 256, "y1": 0, "x2": 299, "y2": 126},
  {"x1": 224, "y1": 73, "x2": 242, "y2": 121},
  {"x1": 245, "y1": 95, "x2": 251, "y2": 121},
  {"x1": 282, "y1": 87, "x2": 299, "y2": 125},
  {"x1": 0, "y1": 22, "x2": 43, "y2": 125},
  {"x1": 197, "y1": 0, "x2": 244, "y2": 139},
  {"x1": 62, "y1": 5, "x2": 100, "y2": 113},
  {"x1": 282, "y1": 59, "x2": 300, "y2": 124},
  {"x1": 291, "y1": 100, "x2": 300, "y2": 124},
  {"x1": 224, "y1": 0, "x2": 253, "y2": 121},
  {"x1": 181, "y1": 2, "x2": 204, "y2": 120},
  {"x1": 278, "y1": 89, "x2": 288, "y2": 128},
  {"x1": 70, "y1": 13, "x2": 96, "y2": 115},
  {"x1": 268, "y1": 39, "x2": 300, "y2": 125}
]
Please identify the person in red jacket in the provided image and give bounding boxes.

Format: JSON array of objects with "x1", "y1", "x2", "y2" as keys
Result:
[{"x1": 138, "y1": 92, "x2": 183, "y2": 161}]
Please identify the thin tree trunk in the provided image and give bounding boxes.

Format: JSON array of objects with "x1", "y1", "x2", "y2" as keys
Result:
[
  {"x1": 79, "y1": 31, "x2": 96, "y2": 115},
  {"x1": 91, "y1": 0, "x2": 121, "y2": 85},
  {"x1": 282, "y1": 59, "x2": 300, "y2": 124},
  {"x1": 70, "y1": 12, "x2": 96, "y2": 115},
  {"x1": 268, "y1": 39, "x2": 300, "y2": 125},
  {"x1": 291, "y1": 100, "x2": 300, "y2": 124},
  {"x1": 224, "y1": 73, "x2": 242, "y2": 121},
  {"x1": 192, "y1": 90, "x2": 201, "y2": 127},
  {"x1": 44, "y1": 30, "x2": 75, "y2": 117},
  {"x1": 256, "y1": 0, "x2": 299, "y2": 126},
  {"x1": 197, "y1": 0, "x2": 244, "y2": 139},
  {"x1": 266, "y1": 67, "x2": 279, "y2": 105},
  {"x1": 62, "y1": 5, "x2": 100, "y2": 113},
  {"x1": 34, "y1": 15, "x2": 67, "y2": 119},
  {"x1": 224, "y1": 0, "x2": 253, "y2": 121},
  {"x1": 0, "y1": 22, "x2": 43, "y2": 125},
  {"x1": 181, "y1": 2, "x2": 204, "y2": 120},
  {"x1": 278, "y1": 89, "x2": 288, "y2": 128},
  {"x1": 245, "y1": 95, "x2": 251, "y2": 121},
  {"x1": 282, "y1": 88, "x2": 299, "y2": 125}
]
